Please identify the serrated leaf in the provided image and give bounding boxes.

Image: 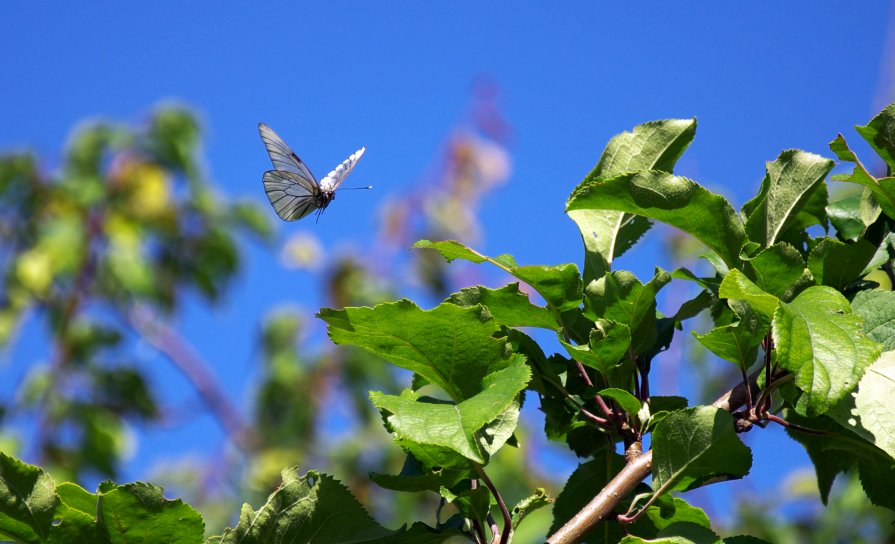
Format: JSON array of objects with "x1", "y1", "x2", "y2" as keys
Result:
[
  {"x1": 559, "y1": 319, "x2": 632, "y2": 376},
  {"x1": 783, "y1": 410, "x2": 895, "y2": 510},
  {"x1": 213, "y1": 469, "x2": 416, "y2": 544},
  {"x1": 0, "y1": 452, "x2": 57, "y2": 544},
  {"x1": 48, "y1": 483, "x2": 101, "y2": 543},
  {"x1": 445, "y1": 283, "x2": 558, "y2": 330},
  {"x1": 742, "y1": 243, "x2": 810, "y2": 301},
  {"x1": 693, "y1": 301, "x2": 763, "y2": 370},
  {"x1": 854, "y1": 103, "x2": 895, "y2": 172},
  {"x1": 319, "y1": 300, "x2": 511, "y2": 402},
  {"x1": 652, "y1": 406, "x2": 752, "y2": 494},
  {"x1": 827, "y1": 351, "x2": 895, "y2": 462},
  {"x1": 371, "y1": 358, "x2": 530, "y2": 463},
  {"x1": 585, "y1": 269, "x2": 671, "y2": 354},
  {"x1": 741, "y1": 149, "x2": 834, "y2": 248},
  {"x1": 98, "y1": 482, "x2": 203, "y2": 544},
  {"x1": 829, "y1": 133, "x2": 895, "y2": 220},
  {"x1": 807, "y1": 238, "x2": 877, "y2": 292},
  {"x1": 718, "y1": 269, "x2": 780, "y2": 326},
  {"x1": 510, "y1": 488, "x2": 552, "y2": 530},
  {"x1": 568, "y1": 119, "x2": 696, "y2": 283},
  {"x1": 620, "y1": 521, "x2": 721, "y2": 543},
  {"x1": 414, "y1": 240, "x2": 583, "y2": 313},
  {"x1": 773, "y1": 286, "x2": 882, "y2": 416},
  {"x1": 567, "y1": 171, "x2": 745, "y2": 270},
  {"x1": 852, "y1": 289, "x2": 895, "y2": 350}
]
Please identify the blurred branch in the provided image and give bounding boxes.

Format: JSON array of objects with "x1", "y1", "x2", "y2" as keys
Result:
[
  {"x1": 128, "y1": 305, "x2": 258, "y2": 452},
  {"x1": 546, "y1": 374, "x2": 759, "y2": 544}
]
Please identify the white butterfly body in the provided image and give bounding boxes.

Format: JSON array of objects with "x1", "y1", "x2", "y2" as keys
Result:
[{"x1": 258, "y1": 123, "x2": 366, "y2": 221}]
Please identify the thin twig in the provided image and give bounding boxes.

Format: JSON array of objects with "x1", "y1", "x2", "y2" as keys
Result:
[
  {"x1": 475, "y1": 464, "x2": 512, "y2": 544},
  {"x1": 546, "y1": 374, "x2": 759, "y2": 544}
]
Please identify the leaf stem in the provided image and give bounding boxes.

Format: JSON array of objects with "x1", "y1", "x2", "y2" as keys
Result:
[{"x1": 475, "y1": 464, "x2": 512, "y2": 544}]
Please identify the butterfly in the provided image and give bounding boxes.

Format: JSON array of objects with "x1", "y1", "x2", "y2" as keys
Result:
[{"x1": 258, "y1": 123, "x2": 368, "y2": 222}]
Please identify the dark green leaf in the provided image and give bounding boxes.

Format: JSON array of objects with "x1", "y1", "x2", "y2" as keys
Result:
[
  {"x1": 742, "y1": 243, "x2": 810, "y2": 301},
  {"x1": 854, "y1": 103, "x2": 895, "y2": 172},
  {"x1": 585, "y1": 269, "x2": 671, "y2": 354},
  {"x1": 852, "y1": 289, "x2": 895, "y2": 350},
  {"x1": 567, "y1": 118, "x2": 696, "y2": 283},
  {"x1": 807, "y1": 238, "x2": 877, "y2": 292},
  {"x1": 0, "y1": 452, "x2": 57, "y2": 544},
  {"x1": 97, "y1": 481, "x2": 203, "y2": 543},
  {"x1": 827, "y1": 193, "x2": 867, "y2": 241},
  {"x1": 560, "y1": 319, "x2": 632, "y2": 376},
  {"x1": 446, "y1": 283, "x2": 558, "y2": 330},
  {"x1": 652, "y1": 407, "x2": 752, "y2": 494},
  {"x1": 741, "y1": 150, "x2": 834, "y2": 248},
  {"x1": 829, "y1": 133, "x2": 895, "y2": 220},
  {"x1": 414, "y1": 240, "x2": 583, "y2": 313},
  {"x1": 370, "y1": 358, "x2": 529, "y2": 464},
  {"x1": 320, "y1": 300, "x2": 512, "y2": 402},
  {"x1": 567, "y1": 171, "x2": 745, "y2": 270}
]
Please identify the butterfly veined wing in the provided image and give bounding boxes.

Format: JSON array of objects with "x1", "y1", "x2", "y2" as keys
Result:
[
  {"x1": 262, "y1": 170, "x2": 320, "y2": 221},
  {"x1": 319, "y1": 147, "x2": 366, "y2": 192},
  {"x1": 258, "y1": 123, "x2": 318, "y2": 183}
]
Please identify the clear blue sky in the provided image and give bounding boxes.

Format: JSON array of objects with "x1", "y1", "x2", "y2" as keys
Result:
[{"x1": 2, "y1": 1, "x2": 893, "y2": 526}]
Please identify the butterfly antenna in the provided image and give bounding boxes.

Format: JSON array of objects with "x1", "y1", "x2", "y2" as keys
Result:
[{"x1": 337, "y1": 185, "x2": 374, "y2": 191}]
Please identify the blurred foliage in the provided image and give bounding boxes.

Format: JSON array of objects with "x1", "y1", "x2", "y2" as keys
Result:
[
  {"x1": 0, "y1": 107, "x2": 270, "y2": 483},
  {"x1": 0, "y1": 90, "x2": 534, "y2": 535}
]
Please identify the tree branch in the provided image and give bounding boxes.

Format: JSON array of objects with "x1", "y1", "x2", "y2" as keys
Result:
[
  {"x1": 546, "y1": 375, "x2": 758, "y2": 544},
  {"x1": 128, "y1": 305, "x2": 258, "y2": 452}
]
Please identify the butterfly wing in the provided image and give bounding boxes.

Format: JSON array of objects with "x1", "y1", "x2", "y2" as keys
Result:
[
  {"x1": 262, "y1": 170, "x2": 321, "y2": 221},
  {"x1": 258, "y1": 123, "x2": 318, "y2": 183},
  {"x1": 319, "y1": 147, "x2": 366, "y2": 192}
]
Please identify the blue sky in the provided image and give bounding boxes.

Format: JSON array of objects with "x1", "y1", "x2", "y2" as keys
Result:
[{"x1": 2, "y1": 1, "x2": 893, "y2": 528}]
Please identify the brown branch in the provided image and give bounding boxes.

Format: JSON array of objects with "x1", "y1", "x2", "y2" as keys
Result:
[
  {"x1": 546, "y1": 375, "x2": 758, "y2": 544},
  {"x1": 128, "y1": 306, "x2": 258, "y2": 452}
]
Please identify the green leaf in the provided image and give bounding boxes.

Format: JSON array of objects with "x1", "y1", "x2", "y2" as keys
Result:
[
  {"x1": 741, "y1": 149, "x2": 834, "y2": 248},
  {"x1": 718, "y1": 269, "x2": 780, "y2": 325},
  {"x1": 826, "y1": 193, "x2": 867, "y2": 241},
  {"x1": 560, "y1": 319, "x2": 632, "y2": 376},
  {"x1": 773, "y1": 286, "x2": 882, "y2": 416},
  {"x1": 693, "y1": 302, "x2": 763, "y2": 370},
  {"x1": 510, "y1": 488, "x2": 552, "y2": 530},
  {"x1": 585, "y1": 269, "x2": 671, "y2": 354},
  {"x1": 49, "y1": 483, "x2": 101, "y2": 543},
  {"x1": 319, "y1": 300, "x2": 512, "y2": 402},
  {"x1": 807, "y1": 238, "x2": 877, "y2": 292},
  {"x1": 370, "y1": 358, "x2": 530, "y2": 464},
  {"x1": 620, "y1": 522, "x2": 721, "y2": 543},
  {"x1": 829, "y1": 133, "x2": 895, "y2": 220},
  {"x1": 852, "y1": 289, "x2": 895, "y2": 350},
  {"x1": 0, "y1": 452, "x2": 57, "y2": 544},
  {"x1": 445, "y1": 283, "x2": 558, "y2": 330},
  {"x1": 98, "y1": 481, "x2": 204, "y2": 544},
  {"x1": 742, "y1": 243, "x2": 810, "y2": 301},
  {"x1": 651, "y1": 406, "x2": 752, "y2": 494},
  {"x1": 567, "y1": 119, "x2": 696, "y2": 283},
  {"x1": 212, "y1": 469, "x2": 457, "y2": 544},
  {"x1": 783, "y1": 410, "x2": 895, "y2": 509},
  {"x1": 827, "y1": 351, "x2": 895, "y2": 462},
  {"x1": 567, "y1": 171, "x2": 746, "y2": 270},
  {"x1": 414, "y1": 240, "x2": 583, "y2": 313},
  {"x1": 854, "y1": 103, "x2": 895, "y2": 172},
  {"x1": 598, "y1": 388, "x2": 642, "y2": 418},
  {"x1": 644, "y1": 497, "x2": 710, "y2": 533}
]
